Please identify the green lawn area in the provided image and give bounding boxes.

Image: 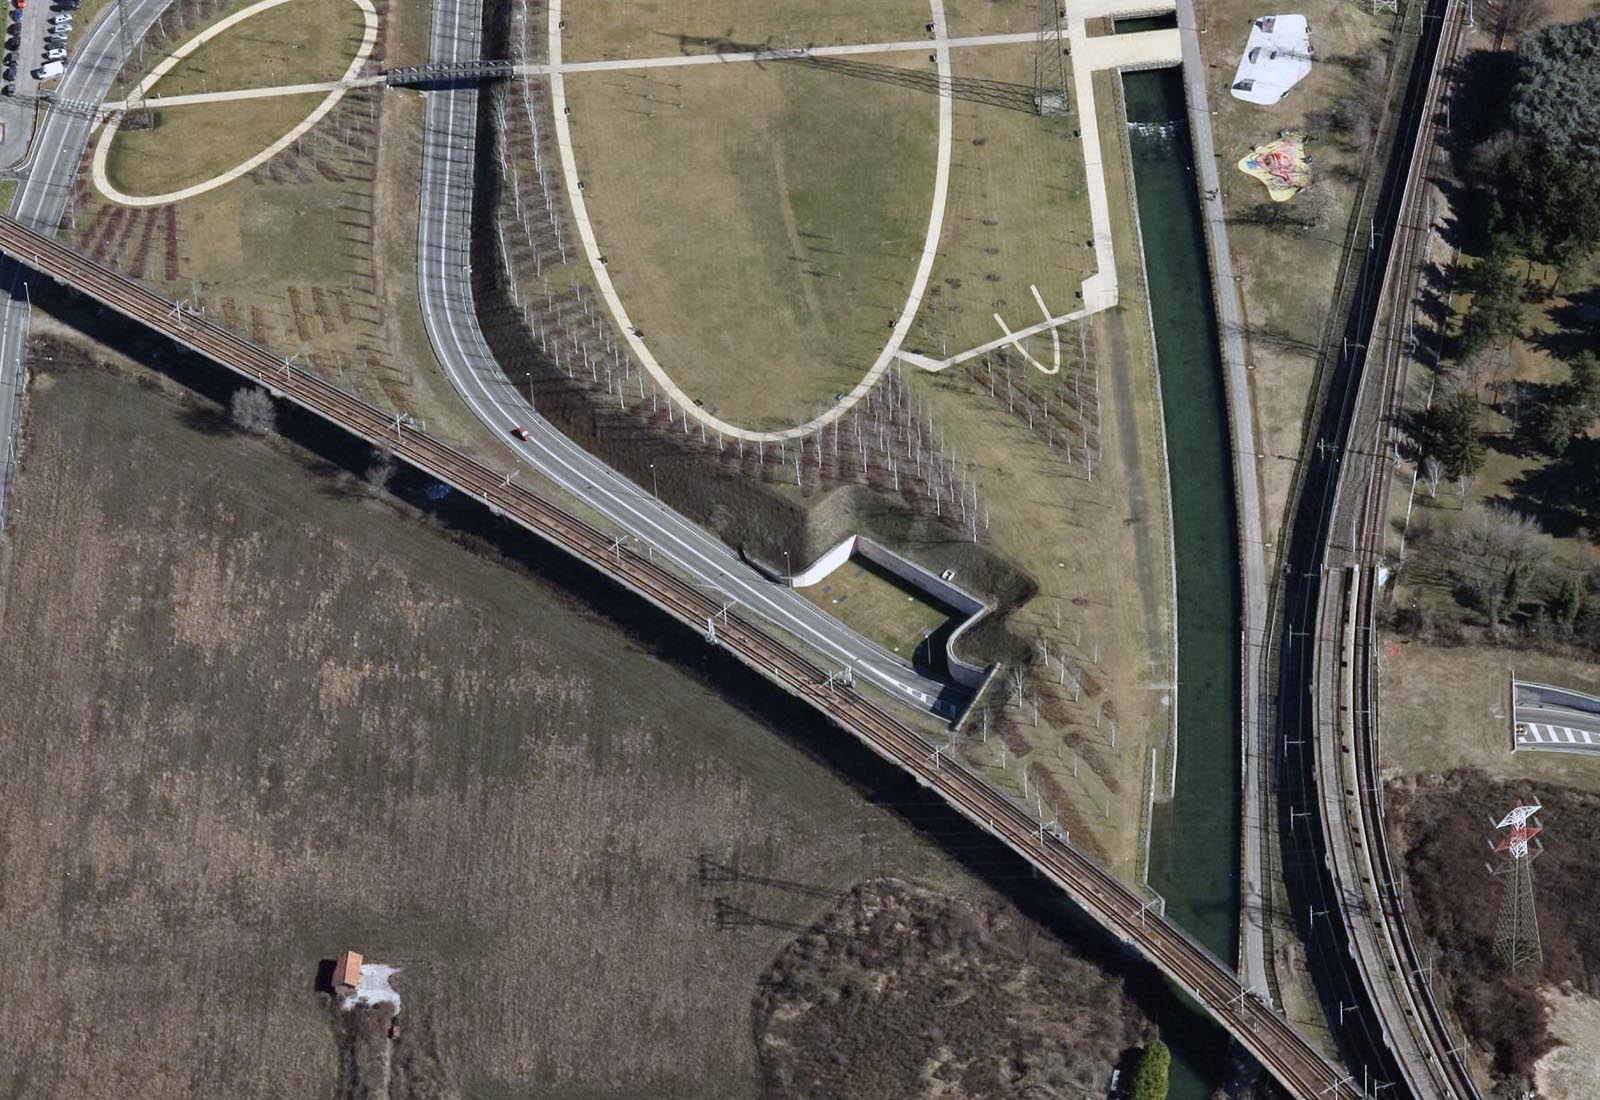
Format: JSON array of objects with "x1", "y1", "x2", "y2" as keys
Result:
[
  {"x1": 940, "y1": 0, "x2": 1038, "y2": 38},
  {"x1": 564, "y1": 54, "x2": 939, "y2": 431},
  {"x1": 105, "y1": 93, "x2": 325, "y2": 197},
  {"x1": 800, "y1": 557, "x2": 960, "y2": 659},
  {"x1": 906, "y1": 44, "x2": 1091, "y2": 358},
  {"x1": 136, "y1": 0, "x2": 367, "y2": 98},
  {"x1": 559, "y1": 0, "x2": 927, "y2": 63}
]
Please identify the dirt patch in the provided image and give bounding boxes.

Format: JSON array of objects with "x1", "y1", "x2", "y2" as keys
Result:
[
  {"x1": 753, "y1": 879, "x2": 1151, "y2": 1099},
  {"x1": 1534, "y1": 989, "x2": 1600, "y2": 1100},
  {"x1": 1389, "y1": 769, "x2": 1600, "y2": 1087}
]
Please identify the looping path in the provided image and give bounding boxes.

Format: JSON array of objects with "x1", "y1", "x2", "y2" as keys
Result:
[
  {"x1": 89, "y1": 0, "x2": 378, "y2": 208},
  {"x1": 547, "y1": 0, "x2": 955, "y2": 444},
  {"x1": 548, "y1": 10, "x2": 1180, "y2": 442}
]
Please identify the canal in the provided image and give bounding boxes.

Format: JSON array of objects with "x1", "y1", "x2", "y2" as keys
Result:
[{"x1": 1121, "y1": 65, "x2": 1244, "y2": 1098}]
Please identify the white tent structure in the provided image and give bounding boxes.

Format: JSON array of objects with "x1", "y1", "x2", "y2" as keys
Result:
[{"x1": 1229, "y1": 15, "x2": 1313, "y2": 104}]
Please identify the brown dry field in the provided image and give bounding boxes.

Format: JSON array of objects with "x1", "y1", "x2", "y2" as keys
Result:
[{"x1": 0, "y1": 353, "x2": 1048, "y2": 1100}]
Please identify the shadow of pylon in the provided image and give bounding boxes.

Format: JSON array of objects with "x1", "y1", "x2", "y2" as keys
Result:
[
  {"x1": 669, "y1": 34, "x2": 1052, "y2": 116},
  {"x1": 712, "y1": 895, "x2": 809, "y2": 933},
  {"x1": 696, "y1": 853, "x2": 843, "y2": 900}
]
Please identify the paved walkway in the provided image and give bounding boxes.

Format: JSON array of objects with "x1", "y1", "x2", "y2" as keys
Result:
[
  {"x1": 88, "y1": 0, "x2": 378, "y2": 207},
  {"x1": 103, "y1": 74, "x2": 386, "y2": 110}
]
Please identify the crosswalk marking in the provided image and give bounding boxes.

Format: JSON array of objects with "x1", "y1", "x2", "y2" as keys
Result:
[{"x1": 1514, "y1": 722, "x2": 1600, "y2": 751}]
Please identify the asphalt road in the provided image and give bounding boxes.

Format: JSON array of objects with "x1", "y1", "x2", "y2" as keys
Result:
[
  {"x1": 1514, "y1": 680, "x2": 1600, "y2": 752},
  {"x1": 414, "y1": 0, "x2": 962, "y2": 718},
  {"x1": 0, "y1": 0, "x2": 958, "y2": 719},
  {"x1": 0, "y1": 0, "x2": 177, "y2": 529}
]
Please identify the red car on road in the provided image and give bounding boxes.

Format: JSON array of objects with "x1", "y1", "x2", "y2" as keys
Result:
[{"x1": 510, "y1": 425, "x2": 530, "y2": 441}]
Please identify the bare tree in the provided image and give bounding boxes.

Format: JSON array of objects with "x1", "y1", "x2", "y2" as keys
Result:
[
  {"x1": 364, "y1": 446, "x2": 396, "y2": 495},
  {"x1": 1423, "y1": 456, "x2": 1443, "y2": 499},
  {"x1": 229, "y1": 386, "x2": 276, "y2": 435}
]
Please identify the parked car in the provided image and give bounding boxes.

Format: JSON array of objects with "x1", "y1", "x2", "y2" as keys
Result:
[
  {"x1": 31, "y1": 59, "x2": 61, "y2": 78},
  {"x1": 43, "y1": 47, "x2": 64, "y2": 61},
  {"x1": 1, "y1": 83, "x2": 12, "y2": 96},
  {"x1": 3, "y1": 66, "x2": 16, "y2": 81}
]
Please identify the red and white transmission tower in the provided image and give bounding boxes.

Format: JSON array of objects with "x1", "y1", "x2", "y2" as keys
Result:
[{"x1": 1488, "y1": 799, "x2": 1544, "y2": 971}]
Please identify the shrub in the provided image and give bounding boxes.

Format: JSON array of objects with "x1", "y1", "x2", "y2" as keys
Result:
[{"x1": 1129, "y1": 1038, "x2": 1170, "y2": 1100}]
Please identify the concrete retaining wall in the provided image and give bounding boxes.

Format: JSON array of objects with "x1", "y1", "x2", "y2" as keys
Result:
[{"x1": 791, "y1": 534, "x2": 995, "y2": 690}]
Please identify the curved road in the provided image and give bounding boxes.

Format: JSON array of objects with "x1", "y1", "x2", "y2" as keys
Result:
[
  {"x1": 415, "y1": 0, "x2": 960, "y2": 716},
  {"x1": 0, "y1": 0, "x2": 956, "y2": 718}
]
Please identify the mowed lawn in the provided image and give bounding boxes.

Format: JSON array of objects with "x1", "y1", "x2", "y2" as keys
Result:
[
  {"x1": 563, "y1": 55, "x2": 939, "y2": 431},
  {"x1": 0, "y1": 360, "x2": 995, "y2": 1100},
  {"x1": 106, "y1": 94, "x2": 326, "y2": 197},
  {"x1": 907, "y1": 44, "x2": 1092, "y2": 358},
  {"x1": 134, "y1": 0, "x2": 368, "y2": 97},
  {"x1": 559, "y1": 0, "x2": 928, "y2": 62}
]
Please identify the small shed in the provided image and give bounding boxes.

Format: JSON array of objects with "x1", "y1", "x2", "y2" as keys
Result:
[{"x1": 334, "y1": 950, "x2": 363, "y2": 992}]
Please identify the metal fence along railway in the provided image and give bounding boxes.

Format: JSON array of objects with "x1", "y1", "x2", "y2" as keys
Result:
[{"x1": 0, "y1": 214, "x2": 1364, "y2": 1098}]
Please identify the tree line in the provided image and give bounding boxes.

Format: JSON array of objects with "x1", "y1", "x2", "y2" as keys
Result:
[{"x1": 1410, "y1": 17, "x2": 1599, "y2": 528}]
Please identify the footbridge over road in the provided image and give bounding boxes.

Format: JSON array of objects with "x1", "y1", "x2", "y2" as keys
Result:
[
  {"x1": 385, "y1": 59, "x2": 515, "y2": 86},
  {"x1": 0, "y1": 213, "x2": 1366, "y2": 1100}
]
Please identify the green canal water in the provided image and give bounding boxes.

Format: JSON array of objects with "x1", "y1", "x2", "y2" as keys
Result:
[{"x1": 1121, "y1": 66, "x2": 1244, "y2": 1097}]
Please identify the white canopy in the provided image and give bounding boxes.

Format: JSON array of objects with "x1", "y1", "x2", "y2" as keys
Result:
[{"x1": 1229, "y1": 15, "x2": 1313, "y2": 105}]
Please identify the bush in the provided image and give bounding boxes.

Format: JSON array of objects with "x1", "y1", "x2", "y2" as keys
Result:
[
  {"x1": 1129, "y1": 1038, "x2": 1170, "y2": 1100},
  {"x1": 229, "y1": 386, "x2": 276, "y2": 436}
]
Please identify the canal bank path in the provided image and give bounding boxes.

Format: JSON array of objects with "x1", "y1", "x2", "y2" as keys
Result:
[{"x1": 1171, "y1": 0, "x2": 1274, "y2": 1002}]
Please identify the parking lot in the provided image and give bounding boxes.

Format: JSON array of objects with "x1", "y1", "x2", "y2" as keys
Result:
[{"x1": 0, "y1": 0, "x2": 81, "y2": 169}]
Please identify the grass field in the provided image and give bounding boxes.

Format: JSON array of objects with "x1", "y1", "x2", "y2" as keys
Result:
[
  {"x1": 557, "y1": 0, "x2": 928, "y2": 63},
  {"x1": 940, "y1": 0, "x2": 1039, "y2": 38},
  {"x1": 799, "y1": 557, "x2": 959, "y2": 659},
  {"x1": 905, "y1": 45, "x2": 1092, "y2": 358},
  {"x1": 74, "y1": 0, "x2": 519, "y2": 466},
  {"x1": 562, "y1": 54, "x2": 939, "y2": 431},
  {"x1": 105, "y1": 93, "x2": 326, "y2": 196},
  {"x1": 0, "y1": 350, "x2": 1086, "y2": 1100},
  {"x1": 896, "y1": 75, "x2": 1175, "y2": 879},
  {"x1": 135, "y1": 0, "x2": 367, "y2": 98}
]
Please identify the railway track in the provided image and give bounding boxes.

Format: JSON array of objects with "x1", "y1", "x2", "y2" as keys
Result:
[
  {"x1": 0, "y1": 214, "x2": 1365, "y2": 1100},
  {"x1": 1329, "y1": 1, "x2": 1483, "y2": 1095},
  {"x1": 1354, "y1": 0, "x2": 1465, "y2": 564}
]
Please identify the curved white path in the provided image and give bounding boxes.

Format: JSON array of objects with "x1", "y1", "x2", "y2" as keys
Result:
[
  {"x1": 547, "y1": 0, "x2": 953, "y2": 444},
  {"x1": 89, "y1": 0, "x2": 378, "y2": 207}
]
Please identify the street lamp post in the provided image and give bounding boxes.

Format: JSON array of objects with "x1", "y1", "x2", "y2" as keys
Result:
[{"x1": 649, "y1": 462, "x2": 658, "y2": 501}]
